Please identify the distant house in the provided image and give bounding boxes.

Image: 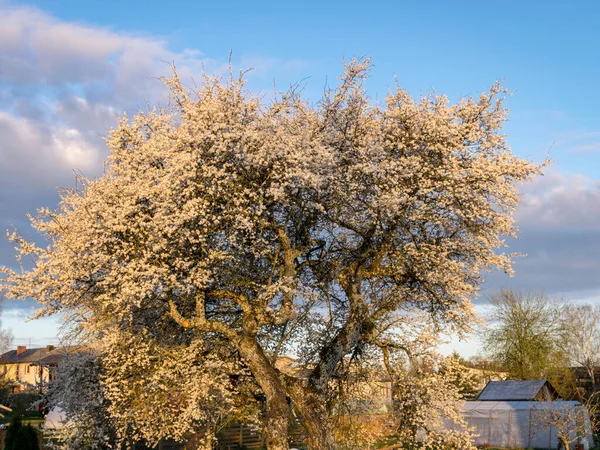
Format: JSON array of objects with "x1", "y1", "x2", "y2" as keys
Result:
[
  {"x1": 0, "y1": 345, "x2": 70, "y2": 392},
  {"x1": 476, "y1": 379, "x2": 561, "y2": 401}
]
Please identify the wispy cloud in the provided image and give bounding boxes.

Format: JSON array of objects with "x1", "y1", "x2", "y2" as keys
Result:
[
  {"x1": 549, "y1": 130, "x2": 600, "y2": 155},
  {"x1": 571, "y1": 143, "x2": 600, "y2": 153}
]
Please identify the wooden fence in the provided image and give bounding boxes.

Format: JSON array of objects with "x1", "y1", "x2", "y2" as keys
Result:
[
  {"x1": 125, "y1": 421, "x2": 306, "y2": 450},
  {"x1": 215, "y1": 421, "x2": 306, "y2": 449},
  {"x1": 32, "y1": 420, "x2": 307, "y2": 449},
  {"x1": 160, "y1": 422, "x2": 305, "y2": 450}
]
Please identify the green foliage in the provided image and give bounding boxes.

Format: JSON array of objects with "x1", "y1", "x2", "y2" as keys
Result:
[
  {"x1": 480, "y1": 290, "x2": 569, "y2": 381},
  {"x1": 0, "y1": 383, "x2": 11, "y2": 407},
  {"x1": 8, "y1": 392, "x2": 39, "y2": 416},
  {"x1": 4, "y1": 416, "x2": 40, "y2": 450}
]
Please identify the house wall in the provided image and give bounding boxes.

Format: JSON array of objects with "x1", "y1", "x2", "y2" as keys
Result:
[
  {"x1": 0, "y1": 364, "x2": 18, "y2": 383},
  {"x1": 0, "y1": 363, "x2": 52, "y2": 391}
]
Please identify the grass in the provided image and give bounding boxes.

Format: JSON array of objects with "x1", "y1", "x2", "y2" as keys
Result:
[{"x1": 374, "y1": 435, "x2": 400, "y2": 448}]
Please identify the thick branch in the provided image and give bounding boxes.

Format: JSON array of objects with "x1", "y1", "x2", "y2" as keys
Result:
[
  {"x1": 371, "y1": 338, "x2": 412, "y2": 361},
  {"x1": 261, "y1": 227, "x2": 299, "y2": 326},
  {"x1": 168, "y1": 295, "x2": 239, "y2": 341},
  {"x1": 309, "y1": 266, "x2": 367, "y2": 393},
  {"x1": 381, "y1": 346, "x2": 394, "y2": 379},
  {"x1": 206, "y1": 289, "x2": 252, "y2": 315}
]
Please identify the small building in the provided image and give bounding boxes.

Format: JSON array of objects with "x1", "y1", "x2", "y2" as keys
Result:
[
  {"x1": 477, "y1": 379, "x2": 561, "y2": 402},
  {"x1": 463, "y1": 400, "x2": 593, "y2": 449},
  {"x1": 460, "y1": 380, "x2": 593, "y2": 449}
]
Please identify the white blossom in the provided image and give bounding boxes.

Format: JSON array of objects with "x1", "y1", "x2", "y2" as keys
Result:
[{"x1": 2, "y1": 58, "x2": 542, "y2": 449}]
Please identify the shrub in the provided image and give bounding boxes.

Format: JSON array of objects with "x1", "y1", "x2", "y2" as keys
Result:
[
  {"x1": 12, "y1": 424, "x2": 40, "y2": 450},
  {"x1": 8, "y1": 392, "x2": 39, "y2": 416}
]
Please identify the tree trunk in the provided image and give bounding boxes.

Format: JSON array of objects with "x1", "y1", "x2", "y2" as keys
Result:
[
  {"x1": 263, "y1": 395, "x2": 291, "y2": 450},
  {"x1": 200, "y1": 430, "x2": 214, "y2": 450},
  {"x1": 559, "y1": 435, "x2": 569, "y2": 450},
  {"x1": 286, "y1": 380, "x2": 336, "y2": 450},
  {"x1": 238, "y1": 337, "x2": 290, "y2": 450},
  {"x1": 587, "y1": 363, "x2": 596, "y2": 392},
  {"x1": 299, "y1": 395, "x2": 336, "y2": 450},
  {"x1": 290, "y1": 283, "x2": 367, "y2": 449}
]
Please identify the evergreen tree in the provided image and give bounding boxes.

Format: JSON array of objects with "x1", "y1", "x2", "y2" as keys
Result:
[
  {"x1": 12, "y1": 424, "x2": 39, "y2": 450},
  {"x1": 4, "y1": 415, "x2": 22, "y2": 450}
]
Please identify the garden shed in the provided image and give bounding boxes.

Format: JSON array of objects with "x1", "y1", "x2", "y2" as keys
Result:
[
  {"x1": 462, "y1": 400, "x2": 593, "y2": 449},
  {"x1": 477, "y1": 379, "x2": 560, "y2": 402}
]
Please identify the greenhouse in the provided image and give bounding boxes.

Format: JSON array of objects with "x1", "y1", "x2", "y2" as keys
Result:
[{"x1": 463, "y1": 400, "x2": 593, "y2": 449}]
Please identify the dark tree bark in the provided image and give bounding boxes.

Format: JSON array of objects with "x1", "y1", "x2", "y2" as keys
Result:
[
  {"x1": 286, "y1": 274, "x2": 369, "y2": 450},
  {"x1": 239, "y1": 337, "x2": 290, "y2": 450}
]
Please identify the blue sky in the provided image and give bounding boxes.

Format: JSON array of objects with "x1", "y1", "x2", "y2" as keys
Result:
[{"x1": 1, "y1": 0, "x2": 600, "y2": 355}]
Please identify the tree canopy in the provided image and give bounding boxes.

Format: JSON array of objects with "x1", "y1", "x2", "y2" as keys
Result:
[
  {"x1": 480, "y1": 290, "x2": 569, "y2": 382},
  {"x1": 1, "y1": 59, "x2": 541, "y2": 450}
]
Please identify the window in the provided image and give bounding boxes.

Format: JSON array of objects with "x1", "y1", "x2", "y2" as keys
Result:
[{"x1": 378, "y1": 384, "x2": 391, "y2": 399}]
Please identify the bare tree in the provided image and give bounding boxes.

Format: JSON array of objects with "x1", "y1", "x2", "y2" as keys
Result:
[
  {"x1": 0, "y1": 293, "x2": 13, "y2": 355},
  {"x1": 480, "y1": 290, "x2": 569, "y2": 381},
  {"x1": 0, "y1": 293, "x2": 14, "y2": 401},
  {"x1": 565, "y1": 304, "x2": 600, "y2": 392},
  {"x1": 531, "y1": 396, "x2": 597, "y2": 450}
]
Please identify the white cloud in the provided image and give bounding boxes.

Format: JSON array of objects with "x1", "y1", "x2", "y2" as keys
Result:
[
  {"x1": 0, "y1": 111, "x2": 104, "y2": 187},
  {"x1": 548, "y1": 130, "x2": 600, "y2": 155},
  {"x1": 0, "y1": 5, "x2": 313, "y2": 193},
  {"x1": 0, "y1": 5, "x2": 217, "y2": 92},
  {"x1": 53, "y1": 127, "x2": 100, "y2": 168},
  {"x1": 571, "y1": 143, "x2": 600, "y2": 153},
  {"x1": 516, "y1": 168, "x2": 600, "y2": 230},
  {"x1": 0, "y1": 5, "x2": 211, "y2": 192},
  {"x1": 483, "y1": 168, "x2": 600, "y2": 298}
]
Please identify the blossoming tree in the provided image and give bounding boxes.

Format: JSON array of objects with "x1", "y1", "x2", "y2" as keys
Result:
[
  {"x1": 2, "y1": 59, "x2": 541, "y2": 449},
  {"x1": 379, "y1": 324, "x2": 479, "y2": 450}
]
